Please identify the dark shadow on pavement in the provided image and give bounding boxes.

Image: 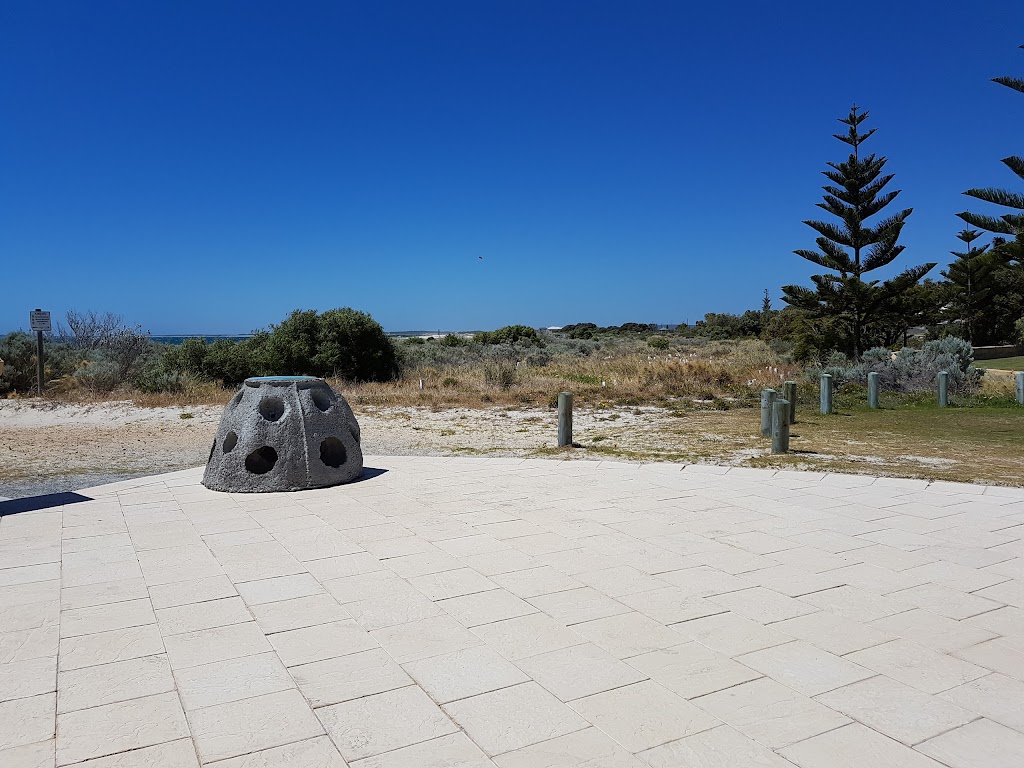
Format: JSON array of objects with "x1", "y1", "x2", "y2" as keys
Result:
[
  {"x1": 353, "y1": 467, "x2": 389, "y2": 483},
  {"x1": 0, "y1": 492, "x2": 94, "y2": 517}
]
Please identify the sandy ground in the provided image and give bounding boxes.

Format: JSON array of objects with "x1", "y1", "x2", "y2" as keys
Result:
[{"x1": 0, "y1": 399, "x2": 694, "y2": 498}]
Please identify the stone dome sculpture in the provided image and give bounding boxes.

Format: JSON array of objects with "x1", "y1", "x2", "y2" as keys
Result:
[{"x1": 203, "y1": 376, "x2": 363, "y2": 492}]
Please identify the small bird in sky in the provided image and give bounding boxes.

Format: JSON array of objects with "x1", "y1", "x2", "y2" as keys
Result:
[{"x1": 478, "y1": 256, "x2": 483, "y2": 260}]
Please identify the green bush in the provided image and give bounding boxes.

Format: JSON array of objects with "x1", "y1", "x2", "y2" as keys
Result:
[
  {"x1": 648, "y1": 336, "x2": 670, "y2": 350},
  {"x1": 475, "y1": 325, "x2": 544, "y2": 347}
]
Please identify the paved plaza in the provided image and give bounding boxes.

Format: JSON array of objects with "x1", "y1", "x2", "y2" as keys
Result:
[{"x1": 1, "y1": 456, "x2": 1023, "y2": 767}]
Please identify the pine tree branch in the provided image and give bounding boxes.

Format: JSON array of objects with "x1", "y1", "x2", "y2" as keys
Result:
[
  {"x1": 993, "y1": 75, "x2": 1024, "y2": 95},
  {"x1": 965, "y1": 187, "x2": 1024, "y2": 211},
  {"x1": 957, "y1": 210, "x2": 1017, "y2": 234}
]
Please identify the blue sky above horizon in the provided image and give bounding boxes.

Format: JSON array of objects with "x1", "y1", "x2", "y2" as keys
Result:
[{"x1": 2, "y1": 1, "x2": 1022, "y2": 334}]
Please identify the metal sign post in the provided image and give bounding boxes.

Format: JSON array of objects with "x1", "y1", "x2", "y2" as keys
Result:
[{"x1": 29, "y1": 309, "x2": 51, "y2": 395}]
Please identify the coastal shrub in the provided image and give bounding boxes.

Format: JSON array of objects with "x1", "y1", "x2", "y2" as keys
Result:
[
  {"x1": 483, "y1": 359, "x2": 517, "y2": 390},
  {"x1": 475, "y1": 325, "x2": 544, "y2": 347},
  {"x1": 812, "y1": 338, "x2": 982, "y2": 394},
  {"x1": 648, "y1": 335, "x2": 670, "y2": 350},
  {"x1": 312, "y1": 308, "x2": 400, "y2": 381},
  {"x1": 441, "y1": 333, "x2": 468, "y2": 347}
]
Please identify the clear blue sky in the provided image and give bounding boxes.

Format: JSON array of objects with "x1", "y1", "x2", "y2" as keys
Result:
[{"x1": 1, "y1": 1, "x2": 1021, "y2": 334}]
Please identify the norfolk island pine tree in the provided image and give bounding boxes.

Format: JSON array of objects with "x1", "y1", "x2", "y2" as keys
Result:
[{"x1": 782, "y1": 105, "x2": 936, "y2": 359}]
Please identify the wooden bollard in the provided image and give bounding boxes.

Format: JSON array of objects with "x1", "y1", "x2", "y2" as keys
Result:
[
  {"x1": 771, "y1": 399, "x2": 790, "y2": 454},
  {"x1": 820, "y1": 373, "x2": 833, "y2": 415},
  {"x1": 937, "y1": 370, "x2": 949, "y2": 408},
  {"x1": 557, "y1": 391, "x2": 573, "y2": 447},
  {"x1": 760, "y1": 389, "x2": 777, "y2": 437},
  {"x1": 1016, "y1": 372, "x2": 1024, "y2": 405},
  {"x1": 867, "y1": 372, "x2": 879, "y2": 409},
  {"x1": 784, "y1": 381, "x2": 797, "y2": 424}
]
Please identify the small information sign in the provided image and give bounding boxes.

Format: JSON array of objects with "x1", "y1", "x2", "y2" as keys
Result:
[{"x1": 30, "y1": 309, "x2": 51, "y2": 333}]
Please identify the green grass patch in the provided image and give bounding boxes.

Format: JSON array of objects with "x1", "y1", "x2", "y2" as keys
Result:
[{"x1": 974, "y1": 356, "x2": 1024, "y2": 371}]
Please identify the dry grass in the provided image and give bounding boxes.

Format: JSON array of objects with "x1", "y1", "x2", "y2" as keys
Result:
[{"x1": 343, "y1": 339, "x2": 802, "y2": 409}]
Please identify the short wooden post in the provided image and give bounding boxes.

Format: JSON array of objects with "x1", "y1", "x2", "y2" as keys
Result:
[
  {"x1": 937, "y1": 370, "x2": 949, "y2": 408},
  {"x1": 784, "y1": 381, "x2": 797, "y2": 424},
  {"x1": 867, "y1": 372, "x2": 879, "y2": 409},
  {"x1": 820, "y1": 373, "x2": 833, "y2": 415},
  {"x1": 557, "y1": 391, "x2": 573, "y2": 447},
  {"x1": 771, "y1": 399, "x2": 790, "y2": 454},
  {"x1": 760, "y1": 389, "x2": 777, "y2": 437},
  {"x1": 1016, "y1": 372, "x2": 1024, "y2": 405}
]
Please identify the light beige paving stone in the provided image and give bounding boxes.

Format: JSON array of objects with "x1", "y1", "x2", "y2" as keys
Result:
[
  {"x1": 638, "y1": 724, "x2": 797, "y2": 768},
  {"x1": 693, "y1": 678, "x2": 849, "y2": 749},
  {"x1": 570, "y1": 680, "x2": 717, "y2": 752},
  {"x1": 0, "y1": 656, "x2": 56, "y2": 703},
  {"x1": 772, "y1": 611, "x2": 894, "y2": 655},
  {"x1": 816, "y1": 675, "x2": 977, "y2": 745},
  {"x1": 405, "y1": 644, "x2": 530, "y2": 703},
  {"x1": 916, "y1": 718, "x2": 1024, "y2": 768},
  {"x1": 209, "y1": 735, "x2": 345, "y2": 768},
  {"x1": 0, "y1": 622, "x2": 59, "y2": 665},
  {"x1": 614, "y1": 587, "x2": 724, "y2": 625},
  {"x1": 491, "y1": 566, "x2": 583, "y2": 598},
  {"x1": 235, "y1": 573, "x2": 324, "y2": 605},
  {"x1": 163, "y1": 621, "x2": 272, "y2": 669},
  {"x1": 671, "y1": 611, "x2": 793, "y2": 657},
  {"x1": 733, "y1": 565, "x2": 841, "y2": 599},
  {"x1": 270, "y1": 619, "x2": 377, "y2": 667},
  {"x1": 383, "y1": 549, "x2": 464, "y2": 578},
  {"x1": 59, "y1": 577, "x2": 148, "y2": 611},
  {"x1": 322, "y1": 570, "x2": 417, "y2": 603},
  {"x1": 57, "y1": 624, "x2": 164, "y2": 671},
  {"x1": 571, "y1": 611, "x2": 689, "y2": 659},
  {"x1": 0, "y1": 693, "x2": 54, "y2": 751},
  {"x1": 0, "y1": 581, "x2": 59, "y2": 609},
  {"x1": 274, "y1": 526, "x2": 363, "y2": 561},
  {"x1": 736, "y1": 640, "x2": 872, "y2": 697},
  {"x1": 798, "y1": 586, "x2": 912, "y2": 622},
  {"x1": 575, "y1": 565, "x2": 669, "y2": 597},
  {"x1": 2, "y1": 601, "x2": 59, "y2": 633},
  {"x1": 371, "y1": 614, "x2": 483, "y2": 663},
  {"x1": 628, "y1": 642, "x2": 761, "y2": 699},
  {"x1": 249, "y1": 593, "x2": 351, "y2": 634},
  {"x1": 305, "y1": 552, "x2": 386, "y2": 581},
  {"x1": 148, "y1": 574, "x2": 237, "y2": 609},
  {"x1": 962, "y1": 604, "x2": 1024, "y2": 637},
  {"x1": 470, "y1": 613, "x2": 586, "y2": 660},
  {"x1": 59, "y1": 598, "x2": 154, "y2": 638},
  {"x1": 409, "y1": 568, "x2": 498, "y2": 600},
  {"x1": 291, "y1": 649, "x2": 412, "y2": 708},
  {"x1": 345, "y1": 590, "x2": 443, "y2": 630},
  {"x1": 57, "y1": 653, "x2": 174, "y2": 713},
  {"x1": 351, "y1": 732, "x2": 492, "y2": 768},
  {"x1": 440, "y1": 589, "x2": 538, "y2": 627},
  {"x1": 55, "y1": 690, "x2": 187, "y2": 766},
  {"x1": 0, "y1": 739, "x2": 55, "y2": 768},
  {"x1": 938, "y1": 672, "x2": 1024, "y2": 732},
  {"x1": 974, "y1": 579, "x2": 1024, "y2": 609},
  {"x1": 707, "y1": 587, "x2": 816, "y2": 624},
  {"x1": 537, "y1": 547, "x2": 619, "y2": 575},
  {"x1": 155, "y1": 595, "x2": 252, "y2": 635},
  {"x1": 174, "y1": 651, "x2": 295, "y2": 710},
  {"x1": 493, "y1": 727, "x2": 644, "y2": 768},
  {"x1": 0, "y1": 563, "x2": 60, "y2": 588},
  {"x1": 214, "y1": 541, "x2": 307, "y2": 583},
  {"x1": 64, "y1": 738, "x2": 198, "y2": 767},
  {"x1": 136, "y1": 545, "x2": 223, "y2": 585},
  {"x1": 870, "y1": 608, "x2": 997, "y2": 652},
  {"x1": 319, "y1": 685, "x2": 458, "y2": 761},
  {"x1": 846, "y1": 639, "x2": 990, "y2": 694},
  {"x1": 778, "y1": 722, "x2": 944, "y2": 768},
  {"x1": 890, "y1": 583, "x2": 1003, "y2": 620},
  {"x1": 515, "y1": 642, "x2": 646, "y2": 701},
  {"x1": 444, "y1": 681, "x2": 587, "y2": 756},
  {"x1": 903, "y1": 560, "x2": 1011, "y2": 592},
  {"x1": 953, "y1": 638, "x2": 1024, "y2": 680},
  {"x1": 189, "y1": 688, "x2": 324, "y2": 764}
]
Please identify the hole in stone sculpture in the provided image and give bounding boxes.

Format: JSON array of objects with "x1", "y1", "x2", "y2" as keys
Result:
[
  {"x1": 311, "y1": 388, "x2": 332, "y2": 412},
  {"x1": 231, "y1": 390, "x2": 244, "y2": 407},
  {"x1": 259, "y1": 396, "x2": 285, "y2": 422},
  {"x1": 223, "y1": 431, "x2": 238, "y2": 453},
  {"x1": 208, "y1": 440, "x2": 216, "y2": 462},
  {"x1": 320, "y1": 437, "x2": 347, "y2": 468},
  {"x1": 245, "y1": 446, "x2": 278, "y2": 474}
]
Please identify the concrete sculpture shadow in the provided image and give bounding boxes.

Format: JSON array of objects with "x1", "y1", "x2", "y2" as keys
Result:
[{"x1": 0, "y1": 491, "x2": 94, "y2": 516}]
